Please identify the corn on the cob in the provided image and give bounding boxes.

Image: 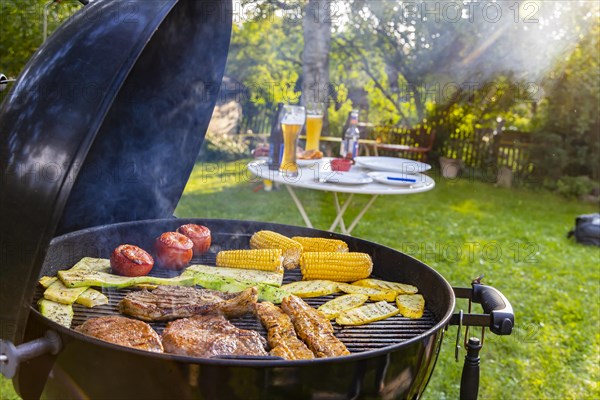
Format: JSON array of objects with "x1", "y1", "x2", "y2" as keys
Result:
[
  {"x1": 300, "y1": 252, "x2": 372, "y2": 282},
  {"x1": 216, "y1": 249, "x2": 283, "y2": 273},
  {"x1": 250, "y1": 230, "x2": 303, "y2": 269},
  {"x1": 291, "y1": 237, "x2": 349, "y2": 253}
]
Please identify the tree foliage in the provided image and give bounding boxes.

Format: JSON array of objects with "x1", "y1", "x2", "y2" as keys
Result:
[{"x1": 1, "y1": 0, "x2": 598, "y2": 185}]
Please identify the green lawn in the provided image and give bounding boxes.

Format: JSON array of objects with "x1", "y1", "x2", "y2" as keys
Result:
[{"x1": 2, "y1": 160, "x2": 598, "y2": 399}]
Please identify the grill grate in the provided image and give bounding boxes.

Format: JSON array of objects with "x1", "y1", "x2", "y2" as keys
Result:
[{"x1": 34, "y1": 253, "x2": 438, "y2": 355}]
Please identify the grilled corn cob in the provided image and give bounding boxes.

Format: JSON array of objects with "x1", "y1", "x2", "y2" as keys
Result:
[
  {"x1": 216, "y1": 249, "x2": 283, "y2": 273},
  {"x1": 300, "y1": 252, "x2": 373, "y2": 282},
  {"x1": 250, "y1": 230, "x2": 303, "y2": 269},
  {"x1": 291, "y1": 237, "x2": 349, "y2": 253}
]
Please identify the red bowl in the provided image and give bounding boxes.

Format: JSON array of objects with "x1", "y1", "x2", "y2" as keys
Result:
[{"x1": 331, "y1": 158, "x2": 352, "y2": 172}]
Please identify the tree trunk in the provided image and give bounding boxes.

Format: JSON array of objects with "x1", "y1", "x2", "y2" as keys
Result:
[{"x1": 302, "y1": 0, "x2": 331, "y2": 131}]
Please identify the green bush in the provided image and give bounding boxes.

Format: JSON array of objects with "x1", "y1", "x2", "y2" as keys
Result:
[{"x1": 556, "y1": 176, "x2": 598, "y2": 199}]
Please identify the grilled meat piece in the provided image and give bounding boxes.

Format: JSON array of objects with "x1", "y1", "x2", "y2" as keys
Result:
[
  {"x1": 75, "y1": 316, "x2": 163, "y2": 353},
  {"x1": 118, "y1": 285, "x2": 257, "y2": 321},
  {"x1": 255, "y1": 302, "x2": 314, "y2": 360},
  {"x1": 161, "y1": 313, "x2": 268, "y2": 358},
  {"x1": 281, "y1": 295, "x2": 350, "y2": 358}
]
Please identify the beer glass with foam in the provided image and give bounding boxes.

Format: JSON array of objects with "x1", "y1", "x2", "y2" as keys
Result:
[{"x1": 279, "y1": 105, "x2": 306, "y2": 177}]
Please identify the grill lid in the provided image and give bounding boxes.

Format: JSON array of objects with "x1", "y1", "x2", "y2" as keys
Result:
[{"x1": 0, "y1": 0, "x2": 232, "y2": 343}]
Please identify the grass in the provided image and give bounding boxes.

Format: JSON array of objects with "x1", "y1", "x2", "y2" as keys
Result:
[{"x1": 2, "y1": 159, "x2": 598, "y2": 400}]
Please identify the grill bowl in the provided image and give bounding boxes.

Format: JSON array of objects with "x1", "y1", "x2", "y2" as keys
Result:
[{"x1": 19, "y1": 218, "x2": 454, "y2": 399}]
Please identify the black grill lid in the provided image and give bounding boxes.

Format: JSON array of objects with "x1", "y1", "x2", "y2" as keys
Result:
[{"x1": 0, "y1": 0, "x2": 232, "y2": 342}]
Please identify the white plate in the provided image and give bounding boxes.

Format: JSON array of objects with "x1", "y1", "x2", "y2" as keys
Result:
[
  {"x1": 323, "y1": 171, "x2": 373, "y2": 185},
  {"x1": 297, "y1": 158, "x2": 324, "y2": 167},
  {"x1": 368, "y1": 171, "x2": 426, "y2": 186},
  {"x1": 355, "y1": 156, "x2": 431, "y2": 173}
]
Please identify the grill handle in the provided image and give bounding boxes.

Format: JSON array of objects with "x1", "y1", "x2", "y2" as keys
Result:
[
  {"x1": 472, "y1": 284, "x2": 513, "y2": 335},
  {"x1": 452, "y1": 284, "x2": 514, "y2": 335},
  {"x1": 0, "y1": 331, "x2": 62, "y2": 379}
]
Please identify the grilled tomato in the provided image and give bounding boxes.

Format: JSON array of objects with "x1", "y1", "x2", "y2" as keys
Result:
[
  {"x1": 177, "y1": 224, "x2": 211, "y2": 255},
  {"x1": 155, "y1": 232, "x2": 193, "y2": 270},
  {"x1": 110, "y1": 245, "x2": 154, "y2": 277}
]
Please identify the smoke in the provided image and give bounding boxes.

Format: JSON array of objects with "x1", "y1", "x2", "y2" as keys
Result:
[
  {"x1": 346, "y1": 0, "x2": 598, "y2": 102},
  {"x1": 450, "y1": 0, "x2": 598, "y2": 83}
]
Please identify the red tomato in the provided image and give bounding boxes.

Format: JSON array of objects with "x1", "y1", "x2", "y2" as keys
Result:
[
  {"x1": 176, "y1": 224, "x2": 211, "y2": 255},
  {"x1": 154, "y1": 232, "x2": 193, "y2": 270},
  {"x1": 110, "y1": 245, "x2": 154, "y2": 277}
]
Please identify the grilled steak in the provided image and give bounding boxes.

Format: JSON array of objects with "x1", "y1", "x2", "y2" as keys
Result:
[
  {"x1": 118, "y1": 286, "x2": 257, "y2": 321},
  {"x1": 281, "y1": 295, "x2": 350, "y2": 358},
  {"x1": 255, "y1": 302, "x2": 314, "y2": 360},
  {"x1": 75, "y1": 316, "x2": 163, "y2": 353},
  {"x1": 161, "y1": 313, "x2": 268, "y2": 358}
]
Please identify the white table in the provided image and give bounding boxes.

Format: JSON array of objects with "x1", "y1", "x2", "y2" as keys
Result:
[{"x1": 247, "y1": 158, "x2": 435, "y2": 235}]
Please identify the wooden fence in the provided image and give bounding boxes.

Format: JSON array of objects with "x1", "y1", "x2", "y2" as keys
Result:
[{"x1": 440, "y1": 128, "x2": 533, "y2": 175}]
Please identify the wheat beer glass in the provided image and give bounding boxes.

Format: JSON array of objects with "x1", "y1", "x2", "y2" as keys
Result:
[
  {"x1": 305, "y1": 102, "x2": 324, "y2": 151},
  {"x1": 279, "y1": 105, "x2": 306, "y2": 177}
]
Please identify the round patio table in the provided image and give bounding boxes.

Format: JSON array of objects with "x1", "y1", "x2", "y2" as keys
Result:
[{"x1": 247, "y1": 157, "x2": 435, "y2": 235}]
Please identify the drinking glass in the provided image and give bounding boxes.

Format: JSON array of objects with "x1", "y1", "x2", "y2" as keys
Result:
[
  {"x1": 279, "y1": 105, "x2": 306, "y2": 177},
  {"x1": 305, "y1": 102, "x2": 324, "y2": 151}
]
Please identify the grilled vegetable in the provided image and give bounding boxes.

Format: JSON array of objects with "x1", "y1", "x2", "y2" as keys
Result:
[
  {"x1": 280, "y1": 280, "x2": 339, "y2": 298},
  {"x1": 154, "y1": 232, "x2": 193, "y2": 270},
  {"x1": 216, "y1": 249, "x2": 283, "y2": 273},
  {"x1": 39, "y1": 276, "x2": 58, "y2": 288},
  {"x1": 44, "y1": 279, "x2": 89, "y2": 305},
  {"x1": 75, "y1": 288, "x2": 109, "y2": 308},
  {"x1": 352, "y1": 278, "x2": 418, "y2": 295},
  {"x1": 300, "y1": 252, "x2": 372, "y2": 282},
  {"x1": 110, "y1": 244, "x2": 154, "y2": 277},
  {"x1": 185, "y1": 273, "x2": 289, "y2": 304},
  {"x1": 71, "y1": 257, "x2": 112, "y2": 272},
  {"x1": 177, "y1": 224, "x2": 211, "y2": 255},
  {"x1": 184, "y1": 264, "x2": 283, "y2": 287},
  {"x1": 58, "y1": 269, "x2": 194, "y2": 289},
  {"x1": 396, "y1": 294, "x2": 425, "y2": 319},
  {"x1": 336, "y1": 282, "x2": 397, "y2": 302},
  {"x1": 317, "y1": 294, "x2": 369, "y2": 319},
  {"x1": 291, "y1": 237, "x2": 349, "y2": 253},
  {"x1": 250, "y1": 230, "x2": 303, "y2": 269},
  {"x1": 37, "y1": 298, "x2": 74, "y2": 328},
  {"x1": 336, "y1": 301, "x2": 400, "y2": 326}
]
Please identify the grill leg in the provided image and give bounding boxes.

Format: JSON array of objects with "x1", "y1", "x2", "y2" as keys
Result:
[{"x1": 459, "y1": 337, "x2": 482, "y2": 400}]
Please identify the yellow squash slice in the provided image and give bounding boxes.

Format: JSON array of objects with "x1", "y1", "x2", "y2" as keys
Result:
[
  {"x1": 317, "y1": 294, "x2": 369, "y2": 319},
  {"x1": 336, "y1": 301, "x2": 400, "y2": 326},
  {"x1": 352, "y1": 278, "x2": 418, "y2": 295},
  {"x1": 280, "y1": 280, "x2": 339, "y2": 298},
  {"x1": 396, "y1": 294, "x2": 425, "y2": 319},
  {"x1": 336, "y1": 282, "x2": 397, "y2": 302}
]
